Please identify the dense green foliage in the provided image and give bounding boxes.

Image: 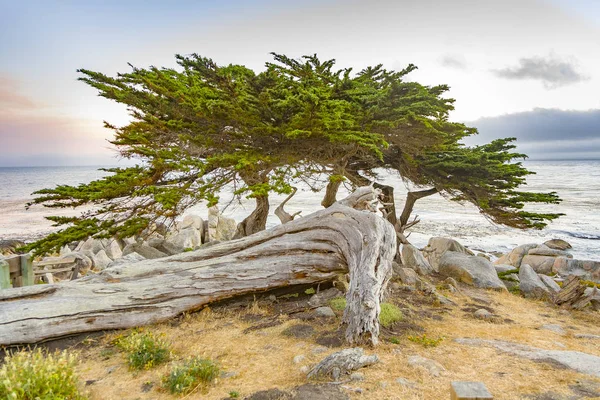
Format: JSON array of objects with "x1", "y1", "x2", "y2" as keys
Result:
[
  {"x1": 24, "y1": 53, "x2": 562, "y2": 254},
  {"x1": 163, "y1": 357, "x2": 220, "y2": 395},
  {"x1": 0, "y1": 349, "x2": 87, "y2": 400}
]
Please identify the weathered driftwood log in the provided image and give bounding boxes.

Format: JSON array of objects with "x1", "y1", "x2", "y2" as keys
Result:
[{"x1": 0, "y1": 187, "x2": 395, "y2": 346}]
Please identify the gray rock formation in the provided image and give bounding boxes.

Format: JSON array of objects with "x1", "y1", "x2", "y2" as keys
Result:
[
  {"x1": 422, "y1": 237, "x2": 473, "y2": 271},
  {"x1": 122, "y1": 243, "x2": 168, "y2": 259},
  {"x1": 401, "y1": 244, "x2": 434, "y2": 275},
  {"x1": 519, "y1": 264, "x2": 550, "y2": 300},
  {"x1": 438, "y1": 251, "x2": 507, "y2": 290},
  {"x1": 544, "y1": 239, "x2": 572, "y2": 251},
  {"x1": 553, "y1": 258, "x2": 600, "y2": 284},
  {"x1": 407, "y1": 355, "x2": 446, "y2": 377},
  {"x1": 538, "y1": 274, "x2": 561, "y2": 293},
  {"x1": 307, "y1": 348, "x2": 379, "y2": 380}
]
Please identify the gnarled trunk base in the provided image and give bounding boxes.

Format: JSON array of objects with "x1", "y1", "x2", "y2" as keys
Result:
[{"x1": 0, "y1": 187, "x2": 395, "y2": 346}]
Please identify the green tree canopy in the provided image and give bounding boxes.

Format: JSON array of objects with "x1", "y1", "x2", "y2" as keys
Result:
[{"x1": 25, "y1": 53, "x2": 561, "y2": 255}]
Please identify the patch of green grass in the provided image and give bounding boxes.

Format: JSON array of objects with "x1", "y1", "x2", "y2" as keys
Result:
[
  {"x1": 280, "y1": 292, "x2": 299, "y2": 299},
  {"x1": 508, "y1": 285, "x2": 521, "y2": 294},
  {"x1": 497, "y1": 269, "x2": 519, "y2": 279},
  {"x1": 408, "y1": 334, "x2": 444, "y2": 347},
  {"x1": 183, "y1": 247, "x2": 194, "y2": 252},
  {"x1": 0, "y1": 348, "x2": 87, "y2": 400},
  {"x1": 329, "y1": 297, "x2": 347, "y2": 311},
  {"x1": 388, "y1": 336, "x2": 401, "y2": 344},
  {"x1": 581, "y1": 280, "x2": 600, "y2": 289},
  {"x1": 304, "y1": 287, "x2": 316, "y2": 295},
  {"x1": 228, "y1": 390, "x2": 241, "y2": 398},
  {"x1": 163, "y1": 357, "x2": 220, "y2": 395},
  {"x1": 113, "y1": 330, "x2": 170, "y2": 370},
  {"x1": 379, "y1": 302, "x2": 403, "y2": 327}
]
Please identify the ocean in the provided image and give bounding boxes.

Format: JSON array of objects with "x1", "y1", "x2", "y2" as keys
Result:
[{"x1": 1, "y1": 161, "x2": 599, "y2": 260}]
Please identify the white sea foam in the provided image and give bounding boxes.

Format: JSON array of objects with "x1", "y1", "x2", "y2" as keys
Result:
[{"x1": 1, "y1": 161, "x2": 599, "y2": 260}]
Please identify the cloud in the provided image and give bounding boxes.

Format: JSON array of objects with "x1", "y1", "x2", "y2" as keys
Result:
[
  {"x1": 0, "y1": 76, "x2": 39, "y2": 109},
  {"x1": 465, "y1": 108, "x2": 600, "y2": 159},
  {"x1": 492, "y1": 54, "x2": 589, "y2": 89},
  {"x1": 439, "y1": 54, "x2": 467, "y2": 70}
]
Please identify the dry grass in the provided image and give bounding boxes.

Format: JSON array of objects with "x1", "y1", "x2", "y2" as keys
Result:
[{"x1": 71, "y1": 287, "x2": 600, "y2": 400}]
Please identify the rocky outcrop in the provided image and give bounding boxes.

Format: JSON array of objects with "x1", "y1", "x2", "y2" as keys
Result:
[
  {"x1": 553, "y1": 258, "x2": 600, "y2": 283},
  {"x1": 520, "y1": 254, "x2": 556, "y2": 275},
  {"x1": 494, "y1": 243, "x2": 537, "y2": 268},
  {"x1": 544, "y1": 239, "x2": 572, "y2": 251},
  {"x1": 400, "y1": 244, "x2": 434, "y2": 275},
  {"x1": 422, "y1": 237, "x2": 473, "y2": 271},
  {"x1": 208, "y1": 206, "x2": 237, "y2": 242},
  {"x1": 519, "y1": 264, "x2": 550, "y2": 300},
  {"x1": 438, "y1": 251, "x2": 506, "y2": 290},
  {"x1": 538, "y1": 274, "x2": 561, "y2": 293}
]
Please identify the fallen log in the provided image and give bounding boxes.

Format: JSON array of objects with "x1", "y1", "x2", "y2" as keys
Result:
[{"x1": 0, "y1": 187, "x2": 395, "y2": 346}]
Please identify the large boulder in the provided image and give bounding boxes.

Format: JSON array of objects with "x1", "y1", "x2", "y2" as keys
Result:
[
  {"x1": 496, "y1": 243, "x2": 538, "y2": 268},
  {"x1": 122, "y1": 243, "x2": 168, "y2": 259},
  {"x1": 519, "y1": 264, "x2": 550, "y2": 300},
  {"x1": 77, "y1": 237, "x2": 105, "y2": 254},
  {"x1": 181, "y1": 214, "x2": 204, "y2": 231},
  {"x1": 544, "y1": 239, "x2": 572, "y2": 251},
  {"x1": 165, "y1": 227, "x2": 202, "y2": 252},
  {"x1": 521, "y1": 255, "x2": 558, "y2": 275},
  {"x1": 146, "y1": 237, "x2": 182, "y2": 256},
  {"x1": 106, "y1": 252, "x2": 146, "y2": 268},
  {"x1": 103, "y1": 239, "x2": 124, "y2": 261},
  {"x1": 438, "y1": 251, "x2": 507, "y2": 291},
  {"x1": 207, "y1": 206, "x2": 237, "y2": 242},
  {"x1": 92, "y1": 249, "x2": 113, "y2": 271},
  {"x1": 528, "y1": 244, "x2": 572, "y2": 258},
  {"x1": 553, "y1": 258, "x2": 600, "y2": 284},
  {"x1": 422, "y1": 237, "x2": 473, "y2": 271},
  {"x1": 401, "y1": 244, "x2": 434, "y2": 275}
]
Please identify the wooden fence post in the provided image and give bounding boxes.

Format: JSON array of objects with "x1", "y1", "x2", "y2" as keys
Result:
[
  {"x1": 0, "y1": 259, "x2": 11, "y2": 289},
  {"x1": 20, "y1": 253, "x2": 34, "y2": 286}
]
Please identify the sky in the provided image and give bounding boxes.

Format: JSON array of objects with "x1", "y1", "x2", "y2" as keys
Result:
[{"x1": 1, "y1": 0, "x2": 599, "y2": 166}]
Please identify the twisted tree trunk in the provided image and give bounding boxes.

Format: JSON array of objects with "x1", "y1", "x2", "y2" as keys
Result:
[
  {"x1": 233, "y1": 194, "x2": 270, "y2": 238},
  {"x1": 0, "y1": 187, "x2": 395, "y2": 346}
]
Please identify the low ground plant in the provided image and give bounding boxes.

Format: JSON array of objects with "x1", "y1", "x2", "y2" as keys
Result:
[
  {"x1": 379, "y1": 303, "x2": 403, "y2": 327},
  {"x1": 113, "y1": 330, "x2": 170, "y2": 370},
  {"x1": 0, "y1": 348, "x2": 87, "y2": 399},
  {"x1": 329, "y1": 297, "x2": 347, "y2": 311},
  {"x1": 408, "y1": 334, "x2": 444, "y2": 347},
  {"x1": 163, "y1": 357, "x2": 220, "y2": 395}
]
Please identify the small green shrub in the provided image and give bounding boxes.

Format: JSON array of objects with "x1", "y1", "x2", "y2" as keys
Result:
[
  {"x1": 408, "y1": 334, "x2": 444, "y2": 347},
  {"x1": 183, "y1": 247, "x2": 194, "y2": 252},
  {"x1": 228, "y1": 390, "x2": 241, "y2": 398},
  {"x1": 0, "y1": 348, "x2": 87, "y2": 400},
  {"x1": 388, "y1": 337, "x2": 401, "y2": 344},
  {"x1": 582, "y1": 280, "x2": 600, "y2": 289},
  {"x1": 304, "y1": 288, "x2": 316, "y2": 295},
  {"x1": 497, "y1": 269, "x2": 519, "y2": 279},
  {"x1": 163, "y1": 357, "x2": 220, "y2": 395},
  {"x1": 329, "y1": 297, "x2": 347, "y2": 311},
  {"x1": 114, "y1": 330, "x2": 170, "y2": 370},
  {"x1": 379, "y1": 303, "x2": 403, "y2": 327}
]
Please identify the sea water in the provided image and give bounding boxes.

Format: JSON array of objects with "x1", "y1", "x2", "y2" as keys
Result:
[{"x1": 1, "y1": 161, "x2": 599, "y2": 260}]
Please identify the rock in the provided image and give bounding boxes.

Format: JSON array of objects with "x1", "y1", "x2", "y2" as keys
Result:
[
  {"x1": 540, "y1": 324, "x2": 566, "y2": 335},
  {"x1": 439, "y1": 251, "x2": 507, "y2": 291},
  {"x1": 474, "y1": 309, "x2": 493, "y2": 320},
  {"x1": 455, "y1": 338, "x2": 600, "y2": 377},
  {"x1": 539, "y1": 274, "x2": 561, "y2": 293},
  {"x1": 122, "y1": 243, "x2": 168, "y2": 260},
  {"x1": 396, "y1": 377, "x2": 418, "y2": 389},
  {"x1": 221, "y1": 370, "x2": 239, "y2": 378},
  {"x1": 528, "y1": 244, "x2": 572, "y2": 258},
  {"x1": 208, "y1": 206, "x2": 237, "y2": 242},
  {"x1": 499, "y1": 243, "x2": 538, "y2": 268},
  {"x1": 450, "y1": 381, "x2": 493, "y2": 400},
  {"x1": 103, "y1": 239, "x2": 123, "y2": 260},
  {"x1": 312, "y1": 346, "x2": 328, "y2": 354},
  {"x1": 59, "y1": 245, "x2": 72, "y2": 257},
  {"x1": 293, "y1": 384, "x2": 349, "y2": 400},
  {"x1": 181, "y1": 214, "x2": 204, "y2": 230},
  {"x1": 423, "y1": 237, "x2": 473, "y2": 270},
  {"x1": 519, "y1": 264, "x2": 551, "y2": 300},
  {"x1": 396, "y1": 267, "x2": 419, "y2": 286},
  {"x1": 308, "y1": 288, "x2": 342, "y2": 308},
  {"x1": 575, "y1": 334, "x2": 600, "y2": 339},
  {"x1": 146, "y1": 237, "x2": 181, "y2": 256},
  {"x1": 293, "y1": 355, "x2": 306, "y2": 364},
  {"x1": 315, "y1": 307, "x2": 336, "y2": 318},
  {"x1": 521, "y1": 255, "x2": 556, "y2": 275},
  {"x1": 350, "y1": 372, "x2": 364, "y2": 381},
  {"x1": 79, "y1": 237, "x2": 105, "y2": 254},
  {"x1": 245, "y1": 388, "x2": 290, "y2": 400},
  {"x1": 495, "y1": 264, "x2": 517, "y2": 274},
  {"x1": 61, "y1": 252, "x2": 92, "y2": 272},
  {"x1": 544, "y1": 239, "x2": 572, "y2": 251},
  {"x1": 407, "y1": 355, "x2": 445, "y2": 377},
  {"x1": 307, "y1": 348, "x2": 379, "y2": 380},
  {"x1": 165, "y1": 227, "x2": 202, "y2": 252},
  {"x1": 401, "y1": 244, "x2": 434, "y2": 275},
  {"x1": 106, "y1": 252, "x2": 146, "y2": 268},
  {"x1": 552, "y1": 258, "x2": 600, "y2": 284},
  {"x1": 93, "y1": 249, "x2": 113, "y2": 271}
]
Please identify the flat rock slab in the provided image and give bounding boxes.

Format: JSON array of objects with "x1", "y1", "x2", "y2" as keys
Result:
[
  {"x1": 451, "y1": 381, "x2": 493, "y2": 400},
  {"x1": 455, "y1": 338, "x2": 600, "y2": 377}
]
